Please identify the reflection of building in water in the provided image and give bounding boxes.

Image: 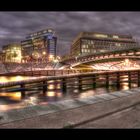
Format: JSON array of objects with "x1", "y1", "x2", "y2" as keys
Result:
[
  {"x1": 21, "y1": 28, "x2": 57, "y2": 63},
  {"x1": 70, "y1": 32, "x2": 139, "y2": 57},
  {"x1": 2, "y1": 43, "x2": 22, "y2": 63}
]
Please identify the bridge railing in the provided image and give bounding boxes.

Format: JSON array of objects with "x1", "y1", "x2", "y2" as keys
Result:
[
  {"x1": 1, "y1": 69, "x2": 140, "y2": 98},
  {"x1": 61, "y1": 46, "x2": 140, "y2": 65},
  {"x1": 0, "y1": 69, "x2": 95, "y2": 76}
]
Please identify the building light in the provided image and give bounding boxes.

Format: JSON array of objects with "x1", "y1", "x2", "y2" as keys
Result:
[
  {"x1": 115, "y1": 43, "x2": 121, "y2": 46},
  {"x1": 53, "y1": 59, "x2": 58, "y2": 63},
  {"x1": 42, "y1": 51, "x2": 46, "y2": 55},
  {"x1": 94, "y1": 34, "x2": 108, "y2": 38},
  {"x1": 113, "y1": 35, "x2": 119, "y2": 39},
  {"x1": 125, "y1": 59, "x2": 129, "y2": 65},
  {"x1": 49, "y1": 55, "x2": 54, "y2": 60}
]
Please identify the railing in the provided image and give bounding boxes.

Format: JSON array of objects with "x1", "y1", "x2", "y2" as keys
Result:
[
  {"x1": 1, "y1": 69, "x2": 140, "y2": 98},
  {"x1": 62, "y1": 47, "x2": 140, "y2": 65},
  {"x1": 0, "y1": 69, "x2": 95, "y2": 76}
]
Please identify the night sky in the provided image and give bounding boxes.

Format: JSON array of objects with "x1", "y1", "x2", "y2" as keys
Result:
[{"x1": 0, "y1": 12, "x2": 140, "y2": 56}]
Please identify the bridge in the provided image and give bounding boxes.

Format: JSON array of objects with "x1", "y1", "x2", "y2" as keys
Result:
[
  {"x1": 60, "y1": 47, "x2": 140, "y2": 69},
  {"x1": 1, "y1": 69, "x2": 140, "y2": 98}
]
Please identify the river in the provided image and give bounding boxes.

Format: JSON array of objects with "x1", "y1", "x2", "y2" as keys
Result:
[{"x1": 0, "y1": 75, "x2": 137, "y2": 112}]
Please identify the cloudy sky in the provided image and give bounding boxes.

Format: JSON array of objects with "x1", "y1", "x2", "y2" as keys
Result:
[{"x1": 0, "y1": 12, "x2": 140, "y2": 55}]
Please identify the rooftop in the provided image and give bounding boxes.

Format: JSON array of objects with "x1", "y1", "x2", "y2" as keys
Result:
[{"x1": 72, "y1": 31, "x2": 135, "y2": 45}]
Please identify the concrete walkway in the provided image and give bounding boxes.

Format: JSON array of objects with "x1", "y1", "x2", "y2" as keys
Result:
[{"x1": 1, "y1": 88, "x2": 140, "y2": 128}]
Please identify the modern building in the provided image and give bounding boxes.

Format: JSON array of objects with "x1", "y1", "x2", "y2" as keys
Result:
[
  {"x1": 70, "y1": 32, "x2": 139, "y2": 57},
  {"x1": 21, "y1": 28, "x2": 57, "y2": 62},
  {"x1": 2, "y1": 43, "x2": 22, "y2": 63}
]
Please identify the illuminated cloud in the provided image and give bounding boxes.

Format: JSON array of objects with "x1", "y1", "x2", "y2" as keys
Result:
[{"x1": 0, "y1": 12, "x2": 140, "y2": 55}]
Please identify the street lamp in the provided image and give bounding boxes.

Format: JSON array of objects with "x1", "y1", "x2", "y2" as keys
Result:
[{"x1": 42, "y1": 51, "x2": 46, "y2": 55}]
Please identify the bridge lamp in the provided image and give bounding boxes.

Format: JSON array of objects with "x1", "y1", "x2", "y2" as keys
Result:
[
  {"x1": 49, "y1": 55, "x2": 54, "y2": 61},
  {"x1": 125, "y1": 59, "x2": 129, "y2": 65},
  {"x1": 42, "y1": 51, "x2": 46, "y2": 55},
  {"x1": 53, "y1": 59, "x2": 58, "y2": 63}
]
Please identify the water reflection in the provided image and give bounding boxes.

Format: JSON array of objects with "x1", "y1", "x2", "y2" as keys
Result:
[
  {"x1": 0, "y1": 92, "x2": 21, "y2": 101},
  {"x1": 0, "y1": 75, "x2": 139, "y2": 112},
  {"x1": 0, "y1": 76, "x2": 39, "y2": 83},
  {"x1": 121, "y1": 83, "x2": 129, "y2": 90},
  {"x1": 47, "y1": 91, "x2": 55, "y2": 97}
]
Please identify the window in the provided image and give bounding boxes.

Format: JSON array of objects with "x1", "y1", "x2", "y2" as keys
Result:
[
  {"x1": 115, "y1": 43, "x2": 121, "y2": 46},
  {"x1": 113, "y1": 35, "x2": 119, "y2": 39},
  {"x1": 94, "y1": 34, "x2": 108, "y2": 38},
  {"x1": 82, "y1": 45, "x2": 86, "y2": 48},
  {"x1": 91, "y1": 41, "x2": 94, "y2": 44}
]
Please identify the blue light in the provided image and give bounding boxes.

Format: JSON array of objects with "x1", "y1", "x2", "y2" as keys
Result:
[{"x1": 47, "y1": 35, "x2": 53, "y2": 40}]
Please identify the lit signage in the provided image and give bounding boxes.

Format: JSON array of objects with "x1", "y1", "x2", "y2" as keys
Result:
[{"x1": 28, "y1": 29, "x2": 54, "y2": 38}]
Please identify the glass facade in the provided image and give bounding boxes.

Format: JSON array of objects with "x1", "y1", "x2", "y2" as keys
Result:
[
  {"x1": 21, "y1": 29, "x2": 57, "y2": 62},
  {"x1": 70, "y1": 32, "x2": 139, "y2": 57},
  {"x1": 2, "y1": 43, "x2": 22, "y2": 63}
]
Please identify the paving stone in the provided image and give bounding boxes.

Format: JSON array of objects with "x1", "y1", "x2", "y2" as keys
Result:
[
  {"x1": 49, "y1": 104, "x2": 63, "y2": 111},
  {"x1": 54, "y1": 100, "x2": 85, "y2": 109},
  {"x1": 77, "y1": 97, "x2": 103, "y2": 104},
  {"x1": 110, "y1": 92, "x2": 130, "y2": 97},
  {"x1": 130, "y1": 89, "x2": 140, "y2": 93},
  {"x1": 52, "y1": 102, "x2": 70, "y2": 110},
  {"x1": 94, "y1": 94, "x2": 117, "y2": 101},
  {"x1": 122, "y1": 90, "x2": 136, "y2": 95},
  {"x1": 0, "y1": 112, "x2": 9, "y2": 124},
  {"x1": 87, "y1": 96, "x2": 105, "y2": 103}
]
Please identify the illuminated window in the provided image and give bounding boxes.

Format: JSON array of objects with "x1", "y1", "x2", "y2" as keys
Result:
[
  {"x1": 94, "y1": 34, "x2": 108, "y2": 38},
  {"x1": 91, "y1": 41, "x2": 94, "y2": 44},
  {"x1": 113, "y1": 35, "x2": 119, "y2": 39},
  {"x1": 48, "y1": 29, "x2": 52, "y2": 32},
  {"x1": 136, "y1": 52, "x2": 140, "y2": 55},
  {"x1": 115, "y1": 43, "x2": 121, "y2": 46},
  {"x1": 82, "y1": 45, "x2": 86, "y2": 48}
]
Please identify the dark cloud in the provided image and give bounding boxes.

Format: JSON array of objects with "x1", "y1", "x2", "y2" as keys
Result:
[{"x1": 0, "y1": 12, "x2": 140, "y2": 55}]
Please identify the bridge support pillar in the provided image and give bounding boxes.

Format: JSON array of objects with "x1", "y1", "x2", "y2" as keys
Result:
[
  {"x1": 128, "y1": 72, "x2": 131, "y2": 89},
  {"x1": 138, "y1": 71, "x2": 140, "y2": 87},
  {"x1": 116, "y1": 72, "x2": 120, "y2": 90},
  {"x1": 43, "y1": 81, "x2": 47, "y2": 94},
  {"x1": 21, "y1": 83, "x2": 26, "y2": 98},
  {"x1": 62, "y1": 78, "x2": 66, "y2": 92},
  {"x1": 92, "y1": 75, "x2": 96, "y2": 88},
  {"x1": 105, "y1": 74, "x2": 109, "y2": 88},
  {"x1": 78, "y1": 77, "x2": 82, "y2": 90}
]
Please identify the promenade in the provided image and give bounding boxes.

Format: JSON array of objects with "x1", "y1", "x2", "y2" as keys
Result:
[{"x1": 1, "y1": 87, "x2": 140, "y2": 128}]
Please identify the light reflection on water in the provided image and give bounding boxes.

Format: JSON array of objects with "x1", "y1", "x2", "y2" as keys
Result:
[
  {"x1": 0, "y1": 76, "x2": 39, "y2": 83},
  {"x1": 0, "y1": 75, "x2": 138, "y2": 112}
]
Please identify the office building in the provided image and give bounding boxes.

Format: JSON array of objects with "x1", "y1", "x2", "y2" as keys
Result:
[
  {"x1": 70, "y1": 32, "x2": 139, "y2": 57},
  {"x1": 21, "y1": 28, "x2": 57, "y2": 62}
]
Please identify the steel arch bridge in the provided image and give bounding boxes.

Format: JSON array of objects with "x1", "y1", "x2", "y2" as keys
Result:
[{"x1": 60, "y1": 47, "x2": 140, "y2": 69}]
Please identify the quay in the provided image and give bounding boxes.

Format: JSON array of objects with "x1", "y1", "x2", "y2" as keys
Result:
[{"x1": 1, "y1": 87, "x2": 140, "y2": 128}]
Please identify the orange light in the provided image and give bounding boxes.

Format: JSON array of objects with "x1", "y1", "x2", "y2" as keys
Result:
[
  {"x1": 42, "y1": 51, "x2": 46, "y2": 55},
  {"x1": 47, "y1": 91, "x2": 55, "y2": 97}
]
